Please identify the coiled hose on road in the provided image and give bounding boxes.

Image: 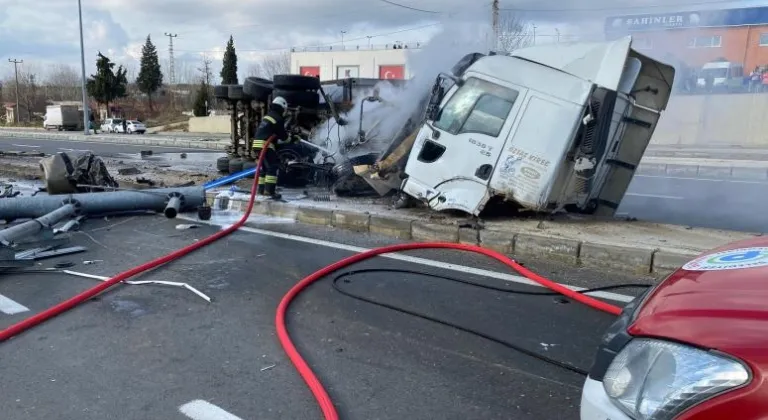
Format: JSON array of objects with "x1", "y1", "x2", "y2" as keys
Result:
[{"x1": 0, "y1": 135, "x2": 623, "y2": 420}]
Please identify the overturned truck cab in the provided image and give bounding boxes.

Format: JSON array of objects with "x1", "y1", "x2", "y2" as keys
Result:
[{"x1": 401, "y1": 36, "x2": 674, "y2": 216}]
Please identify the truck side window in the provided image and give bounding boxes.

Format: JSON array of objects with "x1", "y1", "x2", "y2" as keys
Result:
[{"x1": 433, "y1": 77, "x2": 518, "y2": 138}]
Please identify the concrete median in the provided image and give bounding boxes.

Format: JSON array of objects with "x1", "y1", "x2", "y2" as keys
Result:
[{"x1": 207, "y1": 192, "x2": 758, "y2": 277}]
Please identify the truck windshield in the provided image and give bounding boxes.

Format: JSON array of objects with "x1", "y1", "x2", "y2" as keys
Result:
[{"x1": 434, "y1": 77, "x2": 519, "y2": 138}]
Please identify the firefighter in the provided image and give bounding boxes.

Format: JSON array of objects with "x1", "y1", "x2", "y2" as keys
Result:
[{"x1": 252, "y1": 96, "x2": 295, "y2": 199}]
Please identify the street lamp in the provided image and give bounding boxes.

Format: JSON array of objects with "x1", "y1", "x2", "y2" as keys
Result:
[
  {"x1": 555, "y1": 28, "x2": 560, "y2": 44},
  {"x1": 367, "y1": 36, "x2": 372, "y2": 48},
  {"x1": 78, "y1": 0, "x2": 90, "y2": 135},
  {"x1": 341, "y1": 30, "x2": 347, "y2": 48}
]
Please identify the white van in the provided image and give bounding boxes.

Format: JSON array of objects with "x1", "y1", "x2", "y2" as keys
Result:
[{"x1": 697, "y1": 61, "x2": 743, "y2": 89}]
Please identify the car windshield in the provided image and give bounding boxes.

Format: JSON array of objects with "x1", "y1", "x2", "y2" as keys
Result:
[
  {"x1": 112, "y1": 119, "x2": 123, "y2": 124},
  {"x1": 701, "y1": 68, "x2": 728, "y2": 78},
  {"x1": 129, "y1": 120, "x2": 140, "y2": 124}
]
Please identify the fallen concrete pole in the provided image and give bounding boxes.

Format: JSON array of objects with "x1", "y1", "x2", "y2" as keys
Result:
[
  {"x1": 0, "y1": 186, "x2": 205, "y2": 221},
  {"x1": 0, "y1": 204, "x2": 77, "y2": 245}
]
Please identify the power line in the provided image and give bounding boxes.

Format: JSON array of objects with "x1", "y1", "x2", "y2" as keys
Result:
[
  {"x1": 377, "y1": 0, "x2": 441, "y2": 14},
  {"x1": 500, "y1": 0, "x2": 741, "y2": 12},
  {"x1": 175, "y1": 22, "x2": 442, "y2": 54}
]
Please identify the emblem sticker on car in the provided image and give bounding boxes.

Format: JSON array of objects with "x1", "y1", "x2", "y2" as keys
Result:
[{"x1": 682, "y1": 247, "x2": 768, "y2": 271}]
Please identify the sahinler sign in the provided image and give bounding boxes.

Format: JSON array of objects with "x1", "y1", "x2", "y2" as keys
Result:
[{"x1": 624, "y1": 15, "x2": 686, "y2": 28}]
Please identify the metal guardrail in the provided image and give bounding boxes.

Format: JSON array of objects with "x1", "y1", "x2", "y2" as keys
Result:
[{"x1": 291, "y1": 42, "x2": 421, "y2": 53}]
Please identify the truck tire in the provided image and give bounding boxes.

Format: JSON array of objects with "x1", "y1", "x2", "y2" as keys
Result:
[
  {"x1": 228, "y1": 158, "x2": 244, "y2": 173},
  {"x1": 331, "y1": 153, "x2": 379, "y2": 196},
  {"x1": 273, "y1": 89, "x2": 320, "y2": 109},
  {"x1": 243, "y1": 77, "x2": 273, "y2": 101},
  {"x1": 273, "y1": 74, "x2": 321, "y2": 91},
  {"x1": 228, "y1": 85, "x2": 245, "y2": 101},
  {"x1": 216, "y1": 156, "x2": 230, "y2": 173},
  {"x1": 214, "y1": 85, "x2": 230, "y2": 100},
  {"x1": 241, "y1": 160, "x2": 257, "y2": 178}
]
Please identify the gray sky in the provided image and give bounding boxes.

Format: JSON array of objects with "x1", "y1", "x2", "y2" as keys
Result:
[{"x1": 0, "y1": 0, "x2": 761, "y2": 81}]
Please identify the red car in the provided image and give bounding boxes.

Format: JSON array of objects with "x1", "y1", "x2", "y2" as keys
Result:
[{"x1": 581, "y1": 237, "x2": 768, "y2": 419}]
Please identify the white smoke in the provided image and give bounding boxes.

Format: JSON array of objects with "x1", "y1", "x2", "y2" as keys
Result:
[{"x1": 310, "y1": 16, "x2": 494, "y2": 161}]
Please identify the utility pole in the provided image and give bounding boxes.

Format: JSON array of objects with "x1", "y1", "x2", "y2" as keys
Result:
[
  {"x1": 341, "y1": 30, "x2": 347, "y2": 48},
  {"x1": 8, "y1": 59, "x2": 22, "y2": 124},
  {"x1": 555, "y1": 28, "x2": 560, "y2": 44},
  {"x1": 77, "y1": 0, "x2": 90, "y2": 135},
  {"x1": 532, "y1": 24, "x2": 537, "y2": 45},
  {"x1": 367, "y1": 36, "x2": 372, "y2": 48},
  {"x1": 164, "y1": 32, "x2": 178, "y2": 109},
  {"x1": 491, "y1": 0, "x2": 499, "y2": 51}
]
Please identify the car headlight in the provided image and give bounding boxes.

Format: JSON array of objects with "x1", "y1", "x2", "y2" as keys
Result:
[{"x1": 603, "y1": 338, "x2": 750, "y2": 420}]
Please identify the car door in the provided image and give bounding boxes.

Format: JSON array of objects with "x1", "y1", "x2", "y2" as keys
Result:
[{"x1": 403, "y1": 76, "x2": 526, "y2": 213}]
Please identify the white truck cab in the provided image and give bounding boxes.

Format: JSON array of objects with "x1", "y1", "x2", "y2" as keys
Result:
[{"x1": 401, "y1": 36, "x2": 674, "y2": 216}]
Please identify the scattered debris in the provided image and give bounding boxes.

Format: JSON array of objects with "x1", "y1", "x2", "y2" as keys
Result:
[
  {"x1": 180, "y1": 153, "x2": 187, "y2": 159},
  {"x1": 82, "y1": 260, "x2": 103, "y2": 265},
  {"x1": 197, "y1": 205, "x2": 212, "y2": 221},
  {"x1": 140, "y1": 150, "x2": 153, "y2": 157},
  {"x1": 62, "y1": 269, "x2": 212, "y2": 303},
  {"x1": 118, "y1": 167, "x2": 142, "y2": 175},
  {"x1": 54, "y1": 261, "x2": 76, "y2": 268},
  {"x1": 171, "y1": 181, "x2": 195, "y2": 188},
  {"x1": 135, "y1": 177, "x2": 156, "y2": 186},
  {"x1": 260, "y1": 364, "x2": 277, "y2": 372},
  {"x1": 16, "y1": 246, "x2": 87, "y2": 260},
  {"x1": 40, "y1": 152, "x2": 119, "y2": 194},
  {"x1": 176, "y1": 224, "x2": 200, "y2": 230}
]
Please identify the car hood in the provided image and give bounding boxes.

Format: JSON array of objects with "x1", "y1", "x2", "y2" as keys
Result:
[{"x1": 629, "y1": 236, "x2": 768, "y2": 367}]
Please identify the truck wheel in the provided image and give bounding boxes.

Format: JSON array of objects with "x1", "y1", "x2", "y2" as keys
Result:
[
  {"x1": 228, "y1": 158, "x2": 244, "y2": 173},
  {"x1": 214, "y1": 85, "x2": 230, "y2": 100},
  {"x1": 216, "y1": 156, "x2": 230, "y2": 173},
  {"x1": 242, "y1": 160, "x2": 257, "y2": 178},
  {"x1": 228, "y1": 85, "x2": 245, "y2": 101},
  {"x1": 273, "y1": 90, "x2": 320, "y2": 109},
  {"x1": 273, "y1": 74, "x2": 321, "y2": 91},
  {"x1": 243, "y1": 77, "x2": 273, "y2": 102}
]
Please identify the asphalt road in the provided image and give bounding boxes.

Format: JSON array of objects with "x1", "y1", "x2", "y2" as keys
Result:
[
  {"x1": 0, "y1": 135, "x2": 203, "y2": 157},
  {"x1": 0, "y1": 215, "x2": 651, "y2": 420},
  {"x1": 619, "y1": 174, "x2": 768, "y2": 233}
]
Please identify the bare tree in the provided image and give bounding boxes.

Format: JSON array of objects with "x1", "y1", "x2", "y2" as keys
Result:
[
  {"x1": 496, "y1": 14, "x2": 533, "y2": 53},
  {"x1": 17, "y1": 65, "x2": 43, "y2": 121},
  {"x1": 248, "y1": 51, "x2": 290, "y2": 79},
  {"x1": 44, "y1": 64, "x2": 81, "y2": 102}
]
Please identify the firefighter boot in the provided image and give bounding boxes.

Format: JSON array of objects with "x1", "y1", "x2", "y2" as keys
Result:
[
  {"x1": 257, "y1": 177, "x2": 266, "y2": 196},
  {"x1": 265, "y1": 182, "x2": 282, "y2": 200}
]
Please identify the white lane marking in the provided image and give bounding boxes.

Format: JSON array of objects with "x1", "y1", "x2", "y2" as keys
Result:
[
  {"x1": 179, "y1": 400, "x2": 244, "y2": 420},
  {"x1": 625, "y1": 193, "x2": 683, "y2": 200},
  {"x1": 0, "y1": 294, "x2": 29, "y2": 314},
  {"x1": 635, "y1": 174, "x2": 768, "y2": 185},
  {"x1": 10, "y1": 144, "x2": 40, "y2": 148},
  {"x1": 178, "y1": 215, "x2": 635, "y2": 303},
  {"x1": 59, "y1": 147, "x2": 91, "y2": 152}
]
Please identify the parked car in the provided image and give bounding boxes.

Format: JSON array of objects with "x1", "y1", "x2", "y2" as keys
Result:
[
  {"x1": 100, "y1": 118, "x2": 124, "y2": 133},
  {"x1": 125, "y1": 120, "x2": 146, "y2": 134},
  {"x1": 581, "y1": 237, "x2": 768, "y2": 420}
]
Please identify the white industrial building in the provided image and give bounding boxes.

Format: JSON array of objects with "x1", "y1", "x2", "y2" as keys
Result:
[{"x1": 290, "y1": 43, "x2": 418, "y2": 81}]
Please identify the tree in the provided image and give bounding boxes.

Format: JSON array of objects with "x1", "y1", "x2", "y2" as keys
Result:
[
  {"x1": 192, "y1": 81, "x2": 210, "y2": 117},
  {"x1": 45, "y1": 64, "x2": 80, "y2": 101},
  {"x1": 220, "y1": 35, "x2": 238, "y2": 84},
  {"x1": 136, "y1": 35, "x2": 164, "y2": 112},
  {"x1": 17, "y1": 68, "x2": 41, "y2": 122},
  {"x1": 86, "y1": 52, "x2": 128, "y2": 114},
  {"x1": 496, "y1": 14, "x2": 533, "y2": 53},
  {"x1": 248, "y1": 52, "x2": 290, "y2": 79}
]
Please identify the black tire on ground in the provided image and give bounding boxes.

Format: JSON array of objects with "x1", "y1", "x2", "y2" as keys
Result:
[
  {"x1": 216, "y1": 156, "x2": 230, "y2": 173},
  {"x1": 331, "y1": 152, "x2": 379, "y2": 197},
  {"x1": 229, "y1": 158, "x2": 244, "y2": 173},
  {"x1": 273, "y1": 89, "x2": 320, "y2": 109},
  {"x1": 273, "y1": 74, "x2": 321, "y2": 91},
  {"x1": 241, "y1": 160, "x2": 257, "y2": 178},
  {"x1": 243, "y1": 77, "x2": 273, "y2": 102},
  {"x1": 228, "y1": 85, "x2": 245, "y2": 101},
  {"x1": 214, "y1": 85, "x2": 230, "y2": 100}
]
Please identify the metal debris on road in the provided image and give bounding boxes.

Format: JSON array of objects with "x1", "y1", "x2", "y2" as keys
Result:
[
  {"x1": 117, "y1": 167, "x2": 142, "y2": 175},
  {"x1": 82, "y1": 260, "x2": 103, "y2": 265},
  {"x1": 260, "y1": 364, "x2": 277, "y2": 372},
  {"x1": 62, "y1": 269, "x2": 212, "y2": 303},
  {"x1": 176, "y1": 224, "x2": 200, "y2": 230}
]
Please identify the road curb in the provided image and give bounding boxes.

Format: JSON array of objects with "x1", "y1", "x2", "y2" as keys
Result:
[
  {"x1": 636, "y1": 162, "x2": 768, "y2": 180},
  {"x1": 205, "y1": 193, "x2": 700, "y2": 276},
  {"x1": 0, "y1": 129, "x2": 229, "y2": 151}
]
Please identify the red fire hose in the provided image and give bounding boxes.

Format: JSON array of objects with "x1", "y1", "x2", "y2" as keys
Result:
[{"x1": 0, "y1": 133, "x2": 622, "y2": 420}]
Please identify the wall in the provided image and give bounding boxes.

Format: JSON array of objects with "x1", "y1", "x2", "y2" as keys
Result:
[
  {"x1": 652, "y1": 93, "x2": 768, "y2": 146},
  {"x1": 290, "y1": 48, "x2": 412, "y2": 81},
  {"x1": 188, "y1": 115, "x2": 230, "y2": 134}
]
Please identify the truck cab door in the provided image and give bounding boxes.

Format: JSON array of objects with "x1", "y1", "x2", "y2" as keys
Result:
[{"x1": 403, "y1": 76, "x2": 526, "y2": 215}]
